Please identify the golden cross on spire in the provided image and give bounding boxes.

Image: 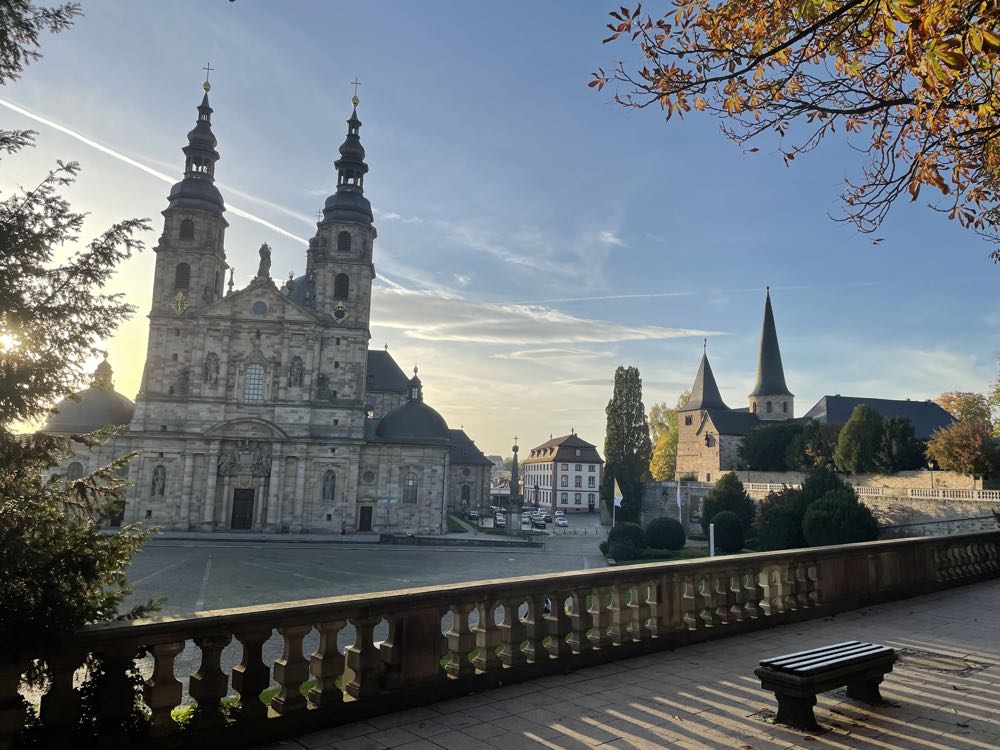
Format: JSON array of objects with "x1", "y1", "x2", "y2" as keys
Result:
[
  {"x1": 202, "y1": 62, "x2": 214, "y2": 92},
  {"x1": 350, "y1": 77, "x2": 362, "y2": 107}
]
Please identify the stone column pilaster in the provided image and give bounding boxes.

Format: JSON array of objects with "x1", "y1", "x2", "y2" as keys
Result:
[
  {"x1": 200, "y1": 440, "x2": 220, "y2": 531},
  {"x1": 177, "y1": 451, "x2": 195, "y2": 530},
  {"x1": 264, "y1": 446, "x2": 284, "y2": 532}
]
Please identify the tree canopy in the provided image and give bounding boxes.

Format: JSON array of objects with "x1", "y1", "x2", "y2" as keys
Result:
[
  {"x1": 937, "y1": 390, "x2": 994, "y2": 427},
  {"x1": 602, "y1": 365, "x2": 653, "y2": 522},
  {"x1": 594, "y1": 1, "x2": 1000, "y2": 259},
  {"x1": 648, "y1": 390, "x2": 688, "y2": 480},
  {"x1": 926, "y1": 419, "x2": 999, "y2": 476}
]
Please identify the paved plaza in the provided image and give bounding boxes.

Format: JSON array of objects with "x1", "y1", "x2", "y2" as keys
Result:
[
  {"x1": 254, "y1": 578, "x2": 1000, "y2": 750},
  {"x1": 127, "y1": 533, "x2": 607, "y2": 616}
]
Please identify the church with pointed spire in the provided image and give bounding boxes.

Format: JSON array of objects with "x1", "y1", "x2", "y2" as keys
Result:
[
  {"x1": 675, "y1": 289, "x2": 794, "y2": 482},
  {"x1": 45, "y1": 78, "x2": 492, "y2": 534}
]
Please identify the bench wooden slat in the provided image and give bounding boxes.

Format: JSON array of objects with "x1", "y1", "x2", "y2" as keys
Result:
[
  {"x1": 776, "y1": 643, "x2": 884, "y2": 671},
  {"x1": 789, "y1": 646, "x2": 894, "y2": 675},
  {"x1": 759, "y1": 640, "x2": 860, "y2": 667}
]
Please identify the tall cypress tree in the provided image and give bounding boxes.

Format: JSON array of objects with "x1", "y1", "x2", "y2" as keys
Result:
[{"x1": 602, "y1": 366, "x2": 653, "y2": 523}]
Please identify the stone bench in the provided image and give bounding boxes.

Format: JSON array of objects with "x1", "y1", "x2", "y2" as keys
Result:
[{"x1": 754, "y1": 640, "x2": 896, "y2": 730}]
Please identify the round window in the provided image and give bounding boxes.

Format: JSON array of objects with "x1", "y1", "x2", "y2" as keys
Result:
[
  {"x1": 252, "y1": 301, "x2": 268, "y2": 315},
  {"x1": 462, "y1": 468, "x2": 471, "y2": 477},
  {"x1": 362, "y1": 470, "x2": 376, "y2": 483}
]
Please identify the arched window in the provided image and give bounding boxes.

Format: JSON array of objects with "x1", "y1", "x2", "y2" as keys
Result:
[
  {"x1": 752, "y1": 402, "x2": 757, "y2": 414},
  {"x1": 334, "y1": 273, "x2": 349, "y2": 300},
  {"x1": 337, "y1": 231, "x2": 352, "y2": 253},
  {"x1": 174, "y1": 263, "x2": 191, "y2": 292},
  {"x1": 66, "y1": 461, "x2": 84, "y2": 481},
  {"x1": 767, "y1": 401, "x2": 773, "y2": 414},
  {"x1": 243, "y1": 363, "x2": 265, "y2": 403},
  {"x1": 215, "y1": 270, "x2": 221, "y2": 296},
  {"x1": 461, "y1": 485, "x2": 471, "y2": 504},
  {"x1": 402, "y1": 472, "x2": 418, "y2": 503},
  {"x1": 179, "y1": 219, "x2": 195, "y2": 240},
  {"x1": 783, "y1": 401, "x2": 788, "y2": 414}
]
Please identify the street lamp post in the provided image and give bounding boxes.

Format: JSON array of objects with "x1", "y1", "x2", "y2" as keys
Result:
[{"x1": 928, "y1": 461, "x2": 935, "y2": 490}]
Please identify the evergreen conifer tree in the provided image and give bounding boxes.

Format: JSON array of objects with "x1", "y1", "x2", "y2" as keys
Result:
[{"x1": 602, "y1": 366, "x2": 652, "y2": 523}]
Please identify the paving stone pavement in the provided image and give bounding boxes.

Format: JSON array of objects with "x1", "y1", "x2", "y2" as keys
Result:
[{"x1": 255, "y1": 578, "x2": 1000, "y2": 750}]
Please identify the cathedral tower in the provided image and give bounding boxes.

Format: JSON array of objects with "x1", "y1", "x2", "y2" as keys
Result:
[
  {"x1": 149, "y1": 77, "x2": 229, "y2": 317},
  {"x1": 748, "y1": 288, "x2": 793, "y2": 420},
  {"x1": 309, "y1": 96, "x2": 376, "y2": 332}
]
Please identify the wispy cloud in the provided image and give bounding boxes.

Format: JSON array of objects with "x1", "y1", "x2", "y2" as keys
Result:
[
  {"x1": 374, "y1": 287, "x2": 716, "y2": 345},
  {"x1": 597, "y1": 230, "x2": 625, "y2": 247},
  {"x1": 491, "y1": 348, "x2": 614, "y2": 360},
  {"x1": 0, "y1": 97, "x2": 310, "y2": 245}
]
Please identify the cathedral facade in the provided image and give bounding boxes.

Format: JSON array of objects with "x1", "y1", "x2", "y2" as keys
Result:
[{"x1": 43, "y1": 82, "x2": 491, "y2": 534}]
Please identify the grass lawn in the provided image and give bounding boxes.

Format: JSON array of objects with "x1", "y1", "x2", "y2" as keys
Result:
[{"x1": 609, "y1": 546, "x2": 712, "y2": 565}]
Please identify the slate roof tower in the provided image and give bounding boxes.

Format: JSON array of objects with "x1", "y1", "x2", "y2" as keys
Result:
[
  {"x1": 748, "y1": 287, "x2": 793, "y2": 420},
  {"x1": 679, "y1": 346, "x2": 729, "y2": 413}
]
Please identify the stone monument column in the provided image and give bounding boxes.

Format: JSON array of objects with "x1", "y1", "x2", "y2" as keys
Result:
[{"x1": 292, "y1": 455, "x2": 307, "y2": 531}]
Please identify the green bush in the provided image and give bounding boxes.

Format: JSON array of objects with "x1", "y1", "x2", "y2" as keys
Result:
[
  {"x1": 710, "y1": 511, "x2": 744, "y2": 554},
  {"x1": 701, "y1": 473, "x2": 755, "y2": 537},
  {"x1": 608, "y1": 539, "x2": 638, "y2": 561},
  {"x1": 757, "y1": 488, "x2": 809, "y2": 551},
  {"x1": 598, "y1": 540, "x2": 609, "y2": 555},
  {"x1": 800, "y1": 466, "x2": 845, "y2": 504},
  {"x1": 802, "y1": 488, "x2": 879, "y2": 547},
  {"x1": 645, "y1": 517, "x2": 686, "y2": 550},
  {"x1": 608, "y1": 521, "x2": 646, "y2": 550}
]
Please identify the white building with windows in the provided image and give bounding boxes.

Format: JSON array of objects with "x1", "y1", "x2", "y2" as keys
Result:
[{"x1": 521, "y1": 434, "x2": 603, "y2": 513}]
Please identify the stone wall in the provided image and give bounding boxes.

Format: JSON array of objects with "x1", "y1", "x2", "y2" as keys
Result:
[
  {"x1": 640, "y1": 479, "x2": 1000, "y2": 539},
  {"x1": 729, "y1": 469, "x2": 982, "y2": 490}
]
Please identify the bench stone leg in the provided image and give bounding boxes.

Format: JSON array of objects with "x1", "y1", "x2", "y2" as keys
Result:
[
  {"x1": 846, "y1": 676, "x2": 885, "y2": 704},
  {"x1": 774, "y1": 692, "x2": 819, "y2": 731}
]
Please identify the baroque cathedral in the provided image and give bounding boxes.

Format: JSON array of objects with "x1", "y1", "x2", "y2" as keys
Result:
[{"x1": 42, "y1": 80, "x2": 492, "y2": 534}]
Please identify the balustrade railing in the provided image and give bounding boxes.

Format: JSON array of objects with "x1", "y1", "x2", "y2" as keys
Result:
[{"x1": 2, "y1": 532, "x2": 999, "y2": 749}]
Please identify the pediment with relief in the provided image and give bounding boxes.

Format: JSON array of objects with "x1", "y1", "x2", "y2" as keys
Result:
[{"x1": 198, "y1": 279, "x2": 319, "y2": 324}]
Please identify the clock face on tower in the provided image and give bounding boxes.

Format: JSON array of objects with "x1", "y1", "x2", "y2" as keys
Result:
[{"x1": 331, "y1": 301, "x2": 349, "y2": 324}]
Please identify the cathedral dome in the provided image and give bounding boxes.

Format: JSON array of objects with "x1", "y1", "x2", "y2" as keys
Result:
[
  {"x1": 375, "y1": 400, "x2": 451, "y2": 443},
  {"x1": 42, "y1": 357, "x2": 134, "y2": 435},
  {"x1": 374, "y1": 368, "x2": 450, "y2": 444}
]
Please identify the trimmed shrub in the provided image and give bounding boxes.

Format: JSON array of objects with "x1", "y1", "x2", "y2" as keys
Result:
[
  {"x1": 802, "y1": 488, "x2": 879, "y2": 547},
  {"x1": 598, "y1": 541, "x2": 609, "y2": 555},
  {"x1": 800, "y1": 466, "x2": 845, "y2": 504},
  {"x1": 645, "y1": 517, "x2": 686, "y2": 551},
  {"x1": 710, "y1": 511, "x2": 744, "y2": 554},
  {"x1": 608, "y1": 539, "x2": 638, "y2": 561},
  {"x1": 701, "y1": 472, "x2": 755, "y2": 537},
  {"x1": 608, "y1": 521, "x2": 646, "y2": 550},
  {"x1": 757, "y1": 487, "x2": 809, "y2": 551}
]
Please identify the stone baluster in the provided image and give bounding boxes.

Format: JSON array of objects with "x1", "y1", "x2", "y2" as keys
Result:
[
  {"x1": 188, "y1": 633, "x2": 232, "y2": 725},
  {"x1": 794, "y1": 562, "x2": 812, "y2": 608},
  {"x1": 742, "y1": 567, "x2": 765, "y2": 619},
  {"x1": 724, "y1": 570, "x2": 745, "y2": 623},
  {"x1": 38, "y1": 650, "x2": 86, "y2": 741},
  {"x1": 232, "y1": 628, "x2": 272, "y2": 720},
  {"x1": 498, "y1": 598, "x2": 527, "y2": 667},
  {"x1": 309, "y1": 619, "x2": 346, "y2": 707},
  {"x1": 93, "y1": 642, "x2": 141, "y2": 739},
  {"x1": 445, "y1": 604, "x2": 477, "y2": 678},
  {"x1": 0, "y1": 659, "x2": 24, "y2": 750},
  {"x1": 781, "y1": 564, "x2": 799, "y2": 611},
  {"x1": 627, "y1": 583, "x2": 652, "y2": 642},
  {"x1": 681, "y1": 574, "x2": 701, "y2": 630},
  {"x1": 588, "y1": 586, "x2": 614, "y2": 649},
  {"x1": 546, "y1": 593, "x2": 573, "y2": 659},
  {"x1": 658, "y1": 575, "x2": 684, "y2": 635},
  {"x1": 606, "y1": 586, "x2": 631, "y2": 646},
  {"x1": 567, "y1": 589, "x2": 593, "y2": 655},
  {"x1": 803, "y1": 561, "x2": 821, "y2": 606},
  {"x1": 141, "y1": 642, "x2": 185, "y2": 734},
  {"x1": 699, "y1": 574, "x2": 720, "y2": 627},
  {"x1": 344, "y1": 615, "x2": 382, "y2": 700},
  {"x1": 272, "y1": 625, "x2": 312, "y2": 714},
  {"x1": 473, "y1": 600, "x2": 503, "y2": 672},
  {"x1": 711, "y1": 571, "x2": 734, "y2": 625}
]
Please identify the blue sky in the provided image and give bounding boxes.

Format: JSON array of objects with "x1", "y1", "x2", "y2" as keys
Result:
[{"x1": 2, "y1": 0, "x2": 998, "y2": 456}]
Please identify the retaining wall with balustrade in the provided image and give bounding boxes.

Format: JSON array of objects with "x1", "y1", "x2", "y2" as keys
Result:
[{"x1": 2, "y1": 532, "x2": 999, "y2": 749}]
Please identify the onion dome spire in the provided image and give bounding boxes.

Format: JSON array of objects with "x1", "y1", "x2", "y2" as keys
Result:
[
  {"x1": 323, "y1": 91, "x2": 373, "y2": 226},
  {"x1": 167, "y1": 72, "x2": 224, "y2": 216},
  {"x1": 749, "y1": 287, "x2": 792, "y2": 397}
]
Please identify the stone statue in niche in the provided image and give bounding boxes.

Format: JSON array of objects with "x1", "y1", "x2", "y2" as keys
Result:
[
  {"x1": 322, "y1": 470, "x2": 336, "y2": 502},
  {"x1": 256, "y1": 243, "x2": 271, "y2": 279},
  {"x1": 202, "y1": 284, "x2": 212, "y2": 304},
  {"x1": 288, "y1": 357, "x2": 304, "y2": 387},
  {"x1": 151, "y1": 464, "x2": 166, "y2": 496},
  {"x1": 204, "y1": 353, "x2": 220, "y2": 385}
]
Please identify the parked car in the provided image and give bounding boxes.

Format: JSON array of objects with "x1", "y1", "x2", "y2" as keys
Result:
[
  {"x1": 531, "y1": 517, "x2": 547, "y2": 529},
  {"x1": 468, "y1": 510, "x2": 480, "y2": 521},
  {"x1": 554, "y1": 510, "x2": 564, "y2": 517},
  {"x1": 555, "y1": 516, "x2": 569, "y2": 527},
  {"x1": 543, "y1": 513, "x2": 553, "y2": 523},
  {"x1": 494, "y1": 515, "x2": 507, "y2": 528}
]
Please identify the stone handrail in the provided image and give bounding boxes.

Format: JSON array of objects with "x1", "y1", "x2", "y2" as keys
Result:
[
  {"x1": 2, "y1": 532, "x2": 999, "y2": 749},
  {"x1": 683, "y1": 480, "x2": 1000, "y2": 503}
]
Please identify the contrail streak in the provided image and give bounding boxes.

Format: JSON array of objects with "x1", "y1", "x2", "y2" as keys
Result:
[{"x1": 0, "y1": 98, "x2": 308, "y2": 245}]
